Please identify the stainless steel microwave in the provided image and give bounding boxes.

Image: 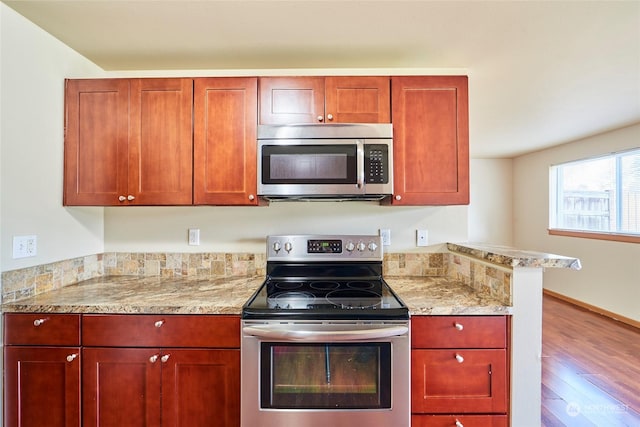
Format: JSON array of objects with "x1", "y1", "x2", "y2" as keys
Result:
[{"x1": 257, "y1": 124, "x2": 393, "y2": 200}]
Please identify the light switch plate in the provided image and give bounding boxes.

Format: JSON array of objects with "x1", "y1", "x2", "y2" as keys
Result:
[
  {"x1": 13, "y1": 235, "x2": 37, "y2": 258},
  {"x1": 417, "y1": 229, "x2": 428, "y2": 247},
  {"x1": 188, "y1": 228, "x2": 200, "y2": 245}
]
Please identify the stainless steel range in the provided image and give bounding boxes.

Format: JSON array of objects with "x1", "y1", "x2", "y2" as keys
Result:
[{"x1": 241, "y1": 235, "x2": 410, "y2": 427}]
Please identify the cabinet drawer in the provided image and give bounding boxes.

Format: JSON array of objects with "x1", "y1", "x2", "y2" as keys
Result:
[
  {"x1": 412, "y1": 316, "x2": 507, "y2": 349},
  {"x1": 4, "y1": 313, "x2": 81, "y2": 346},
  {"x1": 82, "y1": 314, "x2": 240, "y2": 348},
  {"x1": 412, "y1": 414, "x2": 508, "y2": 427},
  {"x1": 412, "y1": 349, "x2": 508, "y2": 414}
]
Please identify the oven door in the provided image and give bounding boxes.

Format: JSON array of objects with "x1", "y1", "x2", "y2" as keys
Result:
[
  {"x1": 257, "y1": 139, "x2": 365, "y2": 197},
  {"x1": 241, "y1": 321, "x2": 410, "y2": 427}
]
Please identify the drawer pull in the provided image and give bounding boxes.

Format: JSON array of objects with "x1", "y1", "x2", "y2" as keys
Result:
[
  {"x1": 66, "y1": 353, "x2": 78, "y2": 362},
  {"x1": 33, "y1": 318, "x2": 47, "y2": 327},
  {"x1": 455, "y1": 353, "x2": 465, "y2": 363},
  {"x1": 149, "y1": 354, "x2": 159, "y2": 363},
  {"x1": 454, "y1": 322, "x2": 464, "y2": 331},
  {"x1": 455, "y1": 420, "x2": 464, "y2": 427},
  {"x1": 154, "y1": 320, "x2": 165, "y2": 328},
  {"x1": 161, "y1": 354, "x2": 171, "y2": 363}
]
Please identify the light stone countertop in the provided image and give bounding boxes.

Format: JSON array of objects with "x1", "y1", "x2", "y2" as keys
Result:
[{"x1": 1, "y1": 274, "x2": 510, "y2": 316}]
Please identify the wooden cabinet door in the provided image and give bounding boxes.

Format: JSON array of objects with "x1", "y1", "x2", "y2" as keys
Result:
[
  {"x1": 82, "y1": 347, "x2": 162, "y2": 427},
  {"x1": 161, "y1": 349, "x2": 240, "y2": 427},
  {"x1": 4, "y1": 346, "x2": 81, "y2": 427},
  {"x1": 129, "y1": 78, "x2": 193, "y2": 205},
  {"x1": 194, "y1": 77, "x2": 259, "y2": 205},
  {"x1": 259, "y1": 76, "x2": 325, "y2": 124},
  {"x1": 412, "y1": 349, "x2": 507, "y2": 414},
  {"x1": 391, "y1": 76, "x2": 469, "y2": 205},
  {"x1": 64, "y1": 79, "x2": 129, "y2": 206},
  {"x1": 412, "y1": 414, "x2": 508, "y2": 427},
  {"x1": 325, "y1": 76, "x2": 390, "y2": 123}
]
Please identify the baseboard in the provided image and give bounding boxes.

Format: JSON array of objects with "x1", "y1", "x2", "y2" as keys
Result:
[{"x1": 543, "y1": 288, "x2": 640, "y2": 329}]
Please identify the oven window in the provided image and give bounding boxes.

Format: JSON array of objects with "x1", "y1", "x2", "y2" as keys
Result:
[
  {"x1": 260, "y1": 343, "x2": 391, "y2": 409},
  {"x1": 262, "y1": 145, "x2": 357, "y2": 184}
]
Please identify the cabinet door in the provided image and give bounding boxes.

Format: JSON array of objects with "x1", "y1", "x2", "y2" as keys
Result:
[
  {"x1": 412, "y1": 414, "x2": 508, "y2": 427},
  {"x1": 325, "y1": 76, "x2": 390, "y2": 123},
  {"x1": 64, "y1": 79, "x2": 129, "y2": 206},
  {"x1": 412, "y1": 349, "x2": 507, "y2": 414},
  {"x1": 391, "y1": 76, "x2": 469, "y2": 205},
  {"x1": 129, "y1": 78, "x2": 193, "y2": 205},
  {"x1": 259, "y1": 76, "x2": 325, "y2": 124},
  {"x1": 161, "y1": 349, "x2": 240, "y2": 427},
  {"x1": 194, "y1": 78, "x2": 259, "y2": 205},
  {"x1": 83, "y1": 347, "x2": 162, "y2": 427},
  {"x1": 4, "y1": 346, "x2": 81, "y2": 427}
]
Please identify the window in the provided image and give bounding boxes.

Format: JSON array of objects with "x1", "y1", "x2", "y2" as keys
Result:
[{"x1": 549, "y1": 148, "x2": 640, "y2": 242}]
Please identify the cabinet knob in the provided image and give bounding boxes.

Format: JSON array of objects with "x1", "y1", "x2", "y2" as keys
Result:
[
  {"x1": 127, "y1": 195, "x2": 135, "y2": 201},
  {"x1": 154, "y1": 320, "x2": 165, "y2": 328},
  {"x1": 326, "y1": 113, "x2": 334, "y2": 121},
  {"x1": 454, "y1": 322, "x2": 464, "y2": 331},
  {"x1": 248, "y1": 194, "x2": 255, "y2": 201},
  {"x1": 455, "y1": 353, "x2": 465, "y2": 363},
  {"x1": 395, "y1": 195, "x2": 402, "y2": 201},
  {"x1": 118, "y1": 196, "x2": 127, "y2": 202},
  {"x1": 33, "y1": 318, "x2": 47, "y2": 327},
  {"x1": 455, "y1": 420, "x2": 464, "y2": 427},
  {"x1": 161, "y1": 354, "x2": 171, "y2": 363},
  {"x1": 317, "y1": 115, "x2": 324, "y2": 122},
  {"x1": 149, "y1": 354, "x2": 159, "y2": 363},
  {"x1": 66, "y1": 353, "x2": 78, "y2": 363}
]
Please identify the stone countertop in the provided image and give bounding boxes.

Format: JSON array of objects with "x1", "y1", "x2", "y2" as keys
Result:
[
  {"x1": 1, "y1": 275, "x2": 510, "y2": 316},
  {"x1": 447, "y1": 242, "x2": 582, "y2": 270}
]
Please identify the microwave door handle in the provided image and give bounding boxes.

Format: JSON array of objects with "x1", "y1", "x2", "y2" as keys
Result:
[
  {"x1": 356, "y1": 141, "x2": 365, "y2": 190},
  {"x1": 243, "y1": 325, "x2": 409, "y2": 341}
]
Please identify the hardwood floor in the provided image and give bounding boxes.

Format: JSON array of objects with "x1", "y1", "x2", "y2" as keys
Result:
[{"x1": 541, "y1": 293, "x2": 640, "y2": 426}]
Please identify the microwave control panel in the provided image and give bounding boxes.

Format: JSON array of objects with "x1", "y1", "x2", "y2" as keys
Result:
[{"x1": 364, "y1": 144, "x2": 389, "y2": 184}]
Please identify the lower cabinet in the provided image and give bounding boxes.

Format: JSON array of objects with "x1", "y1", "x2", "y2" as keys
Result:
[{"x1": 411, "y1": 316, "x2": 510, "y2": 426}]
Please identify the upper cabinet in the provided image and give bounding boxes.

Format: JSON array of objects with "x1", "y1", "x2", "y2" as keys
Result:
[
  {"x1": 390, "y1": 76, "x2": 469, "y2": 206},
  {"x1": 193, "y1": 78, "x2": 259, "y2": 206},
  {"x1": 258, "y1": 76, "x2": 390, "y2": 124},
  {"x1": 64, "y1": 78, "x2": 193, "y2": 206}
]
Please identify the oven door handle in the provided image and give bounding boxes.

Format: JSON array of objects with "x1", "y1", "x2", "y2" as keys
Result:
[{"x1": 242, "y1": 325, "x2": 409, "y2": 341}]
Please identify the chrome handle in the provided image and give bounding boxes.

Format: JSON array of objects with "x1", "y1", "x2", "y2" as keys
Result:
[
  {"x1": 317, "y1": 115, "x2": 324, "y2": 122},
  {"x1": 149, "y1": 354, "x2": 159, "y2": 363},
  {"x1": 248, "y1": 194, "x2": 255, "y2": 201},
  {"x1": 127, "y1": 195, "x2": 135, "y2": 201},
  {"x1": 66, "y1": 353, "x2": 78, "y2": 362},
  {"x1": 161, "y1": 354, "x2": 170, "y2": 363},
  {"x1": 356, "y1": 141, "x2": 365, "y2": 189},
  {"x1": 326, "y1": 113, "x2": 334, "y2": 121},
  {"x1": 243, "y1": 325, "x2": 408, "y2": 342},
  {"x1": 33, "y1": 318, "x2": 47, "y2": 327},
  {"x1": 454, "y1": 322, "x2": 464, "y2": 331},
  {"x1": 154, "y1": 320, "x2": 165, "y2": 328},
  {"x1": 455, "y1": 353, "x2": 464, "y2": 363},
  {"x1": 118, "y1": 195, "x2": 126, "y2": 202},
  {"x1": 455, "y1": 420, "x2": 464, "y2": 427},
  {"x1": 395, "y1": 195, "x2": 402, "y2": 201}
]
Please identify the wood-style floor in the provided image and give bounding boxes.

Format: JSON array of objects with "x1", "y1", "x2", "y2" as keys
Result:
[{"x1": 541, "y1": 293, "x2": 640, "y2": 426}]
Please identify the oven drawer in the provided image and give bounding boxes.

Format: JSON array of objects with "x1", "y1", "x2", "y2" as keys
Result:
[
  {"x1": 4, "y1": 313, "x2": 81, "y2": 346},
  {"x1": 412, "y1": 414, "x2": 508, "y2": 427},
  {"x1": 82, "y1": 314, "x2": 240, "y2": 348},
  {"x1": 412, "y1": 316, "x2": 507, "y2": 349}
]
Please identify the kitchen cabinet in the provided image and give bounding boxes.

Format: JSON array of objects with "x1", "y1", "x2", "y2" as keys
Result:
[
  {"x1": 390, "y1": 76, "x2": 469, "y2": 205},
  {"x1": 411, "y1": 316, "x2": 509, "y2": 425},
  {"x1": 259, "y1": 76, "x2": 390, "y2": 124},
  {"x1": 4, "y1": 314, "x2": 82, "y2": 427},
  {"x1": 64, "y1": 78, "x2": 193, "y2": 206},
  {"x1": 194, "y1": 77, "x2": 259, "y2": 205},
  {"x1": 81, "y1": 314, "x2": 240, "y2": 427}
]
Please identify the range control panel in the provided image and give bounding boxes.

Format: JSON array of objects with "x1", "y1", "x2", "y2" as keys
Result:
[{"x1": 267, "y1": 235, "x2": 383, "y2": 261}]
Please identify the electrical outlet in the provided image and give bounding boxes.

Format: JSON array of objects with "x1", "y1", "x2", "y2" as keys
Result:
[
  {"x1": 417, "y1": 229, "x2": 428, "y2": 247},
  {"x1": 13, "y1": 235, "x2": 37, "y2": 258},
  {"x1": 379, "y1": 229, "x2": 391, "y2": 246},
  {"x1": 188, "y1": 228, "x2": 200, "y2": 245}
]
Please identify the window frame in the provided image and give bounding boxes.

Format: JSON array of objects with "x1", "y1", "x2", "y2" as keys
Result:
[{"x1": 548, "y1": 148, "x2": 640, "y2": 244}]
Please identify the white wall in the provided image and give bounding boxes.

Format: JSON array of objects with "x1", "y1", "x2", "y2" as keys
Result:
[
  {"x1": 514, "y1": 123, "x2": 640, "y2": 321},
  {"x1": 0, "y1": 3, "x2": 106, "y2": 273}
]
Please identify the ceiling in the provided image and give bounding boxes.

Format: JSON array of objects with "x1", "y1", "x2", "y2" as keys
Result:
[{"x1": 3, "y1": 0, "x2": 640, "y2": 158}]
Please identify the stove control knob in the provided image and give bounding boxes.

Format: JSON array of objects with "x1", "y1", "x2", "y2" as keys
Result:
[
  {"x1": 284, "y1": 242, "x2": 293, "y2": 253},
  {"x1": 368, "y1": 242, "x2": 378, "y2": 252},
  {"x1": 272, "y1": 241, "x2": 281, "y2": 253},
  {"x1": 356, "y1": 242, "x2": 366, "y2": 252},
  {"x1": 345, "y1": 241, "x2": 355, "y2": 252}
]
